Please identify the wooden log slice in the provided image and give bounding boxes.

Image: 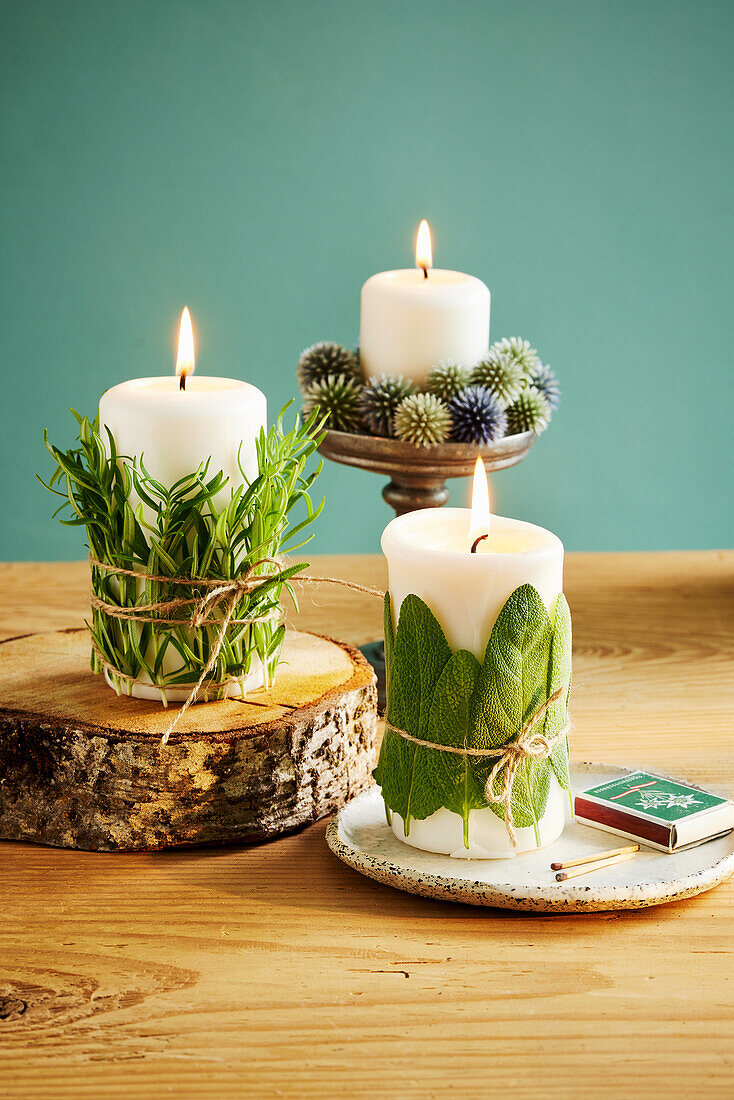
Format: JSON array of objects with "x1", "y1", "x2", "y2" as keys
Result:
[{"x1": 0, "y1": 628, "x2": 378, "y2": 852}]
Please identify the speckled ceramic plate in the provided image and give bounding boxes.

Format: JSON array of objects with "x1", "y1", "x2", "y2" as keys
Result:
[{"x1": 326, "y1": 762, "x2": 734, "y2": 912}]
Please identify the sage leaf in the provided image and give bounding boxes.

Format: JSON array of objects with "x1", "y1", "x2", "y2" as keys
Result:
[
  {"x1": 383, "y1": 592, "x2": 394, "y2": 702},
  {"x1": 426, "y1": 649, "x2": 485, "y2": 846},
  {"x1": 471, "y1": 584, "x2": 554, "y2": 831},
  {"x1": 514, "y1": 757, "x2": 553, "y2": 836},
  {"x1": 390, "y1": 594, "x2": 453, "y2": 737},
  {"x1": 481, "y1": 755, "x2": 539, "y2": 830},
  {"x1": 374, "y1": 594, "x2": 452, "y2": 830},
  {"x1": 546, "y1": 592, "x2": 572, "y2": 793},
  {"x1": 472, "y1": 583, "x2": 553, "y2": 746}
]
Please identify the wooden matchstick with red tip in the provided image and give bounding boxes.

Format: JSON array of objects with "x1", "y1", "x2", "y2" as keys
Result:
[{"x1": 553, "y1": 845, "x2": 639, "y2": 882}]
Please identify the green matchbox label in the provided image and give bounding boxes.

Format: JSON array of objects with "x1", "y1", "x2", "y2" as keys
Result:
[{"x1": 583, "y1": 772, "x2": 727, "y2": 823}]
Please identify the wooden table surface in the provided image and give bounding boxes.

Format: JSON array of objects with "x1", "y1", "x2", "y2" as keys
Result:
[{"x1": 2, "y1": 552, "x2": 734, "y2": 1099}]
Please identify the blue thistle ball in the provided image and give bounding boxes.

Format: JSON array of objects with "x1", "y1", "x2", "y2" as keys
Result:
[
  {"x1": 526, "y1": 363, "x2": 561, "y2": 411},
  {"x1": 448, "y1": 386, "x2": 508, "y2": 445},
  {"x1": 359, "y1": 374, "x2": 416, "y2": 437}
]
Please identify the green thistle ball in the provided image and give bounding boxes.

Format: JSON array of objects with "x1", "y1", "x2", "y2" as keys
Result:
[
  {"x1": 470, "y1": 349, "x2": 525, "y2": 409},
  {"x1": 359, "y1": 374, "x2": 416, "y2": 437},
  {"x1": 297, "y1": 341, "x2": 360, "y2": 393},
  {"x1": 424, "y1": 360, "x2": 471, "y2": 402},
  {"x1": 506, "y1": 385, "x2": 551, "y2": 435},
  {"x1": 492, "y1": 336, "x2": 542, "y2": 377},
  {"x1": 302, "y1": 374, "x2": 364, "y2": 434},
  {"x1": 526, "y1": 362, "x2": 561, "y2": 410},
  {"x1": 393, "y1": 392, "x2": 452, "y2": 446}
]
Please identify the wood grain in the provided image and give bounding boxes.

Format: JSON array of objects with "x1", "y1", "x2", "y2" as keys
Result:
[{"x1": 1, "y1": 552, "x2": 734, "y2": 1098}]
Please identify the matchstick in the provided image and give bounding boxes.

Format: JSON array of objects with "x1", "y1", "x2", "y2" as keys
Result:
[
  {"x1": 555, "y1": 850, "x2": 637, "y2": 882},
  {"x1": 550, "y1": 844, "x2": 639, "y2": 871}
]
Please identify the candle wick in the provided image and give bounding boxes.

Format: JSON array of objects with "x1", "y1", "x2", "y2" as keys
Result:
[
  {"x1": 179, "y1": 374, "x2": 186, "y2": 392},
  {"x1": 421, "y1": 264, "x2": 428, "y2": 280},
  {"x1": 470, "y1": 533, "x2": 489, "y2": 554}
]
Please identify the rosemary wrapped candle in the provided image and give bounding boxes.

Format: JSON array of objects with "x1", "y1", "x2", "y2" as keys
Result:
[
  {"x1": 375, "y1": 460, "x2": 571, "y2": 859},
  {"x1": 43, "y1": 309, "x2": 325, "y2": 706}
]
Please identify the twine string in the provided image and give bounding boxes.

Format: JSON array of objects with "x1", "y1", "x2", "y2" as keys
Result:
[
  {"x1": 385, "y1": 686, "x2": 569, "y2": 846},
  {"x1": 89, "y1": 556, "x2": 283, "y2": 626},
  {"x1": 89, "y1": 559, "x2": 384, "y2": 626},
  {"x1": 90, "y1": 558, "x2": 385, "y2": 600}
]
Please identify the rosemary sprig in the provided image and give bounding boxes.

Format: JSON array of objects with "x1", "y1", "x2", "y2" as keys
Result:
[{"x1": 40, "y1": 402, "x2": 327, "y2": 700}]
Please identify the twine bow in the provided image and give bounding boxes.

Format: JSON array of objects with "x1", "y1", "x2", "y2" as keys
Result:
[{"x1": 386, "y1": 685, "x2": 569, "y2": 846}]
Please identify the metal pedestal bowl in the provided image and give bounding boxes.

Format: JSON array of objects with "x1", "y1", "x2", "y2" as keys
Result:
[{"x1": 318, "y1": 429, "x2": 536, "y2": 515}]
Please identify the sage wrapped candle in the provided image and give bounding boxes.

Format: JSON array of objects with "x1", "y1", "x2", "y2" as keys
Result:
[{"x1": 375, "y1": 460, "x2": 572, "y2": 859}]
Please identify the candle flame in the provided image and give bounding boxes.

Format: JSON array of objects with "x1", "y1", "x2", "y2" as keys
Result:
[
  {"x1": 176, "y1": 306, "x2": 195, "y2": 380},
  {"x1": 469, "y1": 457, "x2": 491, "y2": 550},
  {"x1": 416, "y1": 219, "x2": 432, "y2": 275}
]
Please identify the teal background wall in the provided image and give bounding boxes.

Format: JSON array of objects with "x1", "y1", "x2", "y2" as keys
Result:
[{"x1": 2, "y1": 0, "x2": 733, "y2": 560}]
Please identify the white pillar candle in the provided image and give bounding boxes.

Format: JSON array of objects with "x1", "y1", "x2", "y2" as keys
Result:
[
  {"x1": 380, "y1": 467, "x2": 567, "y2": 859},
  {"x1": 359, "y1": 221, "x2": 490, "y2": 384},
  {"x1": 99, "y1": 376, "x2": 266, "y2": 499},
  {"x1": 97, "y1": 308, "x2": 267, "y2": 702}
]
